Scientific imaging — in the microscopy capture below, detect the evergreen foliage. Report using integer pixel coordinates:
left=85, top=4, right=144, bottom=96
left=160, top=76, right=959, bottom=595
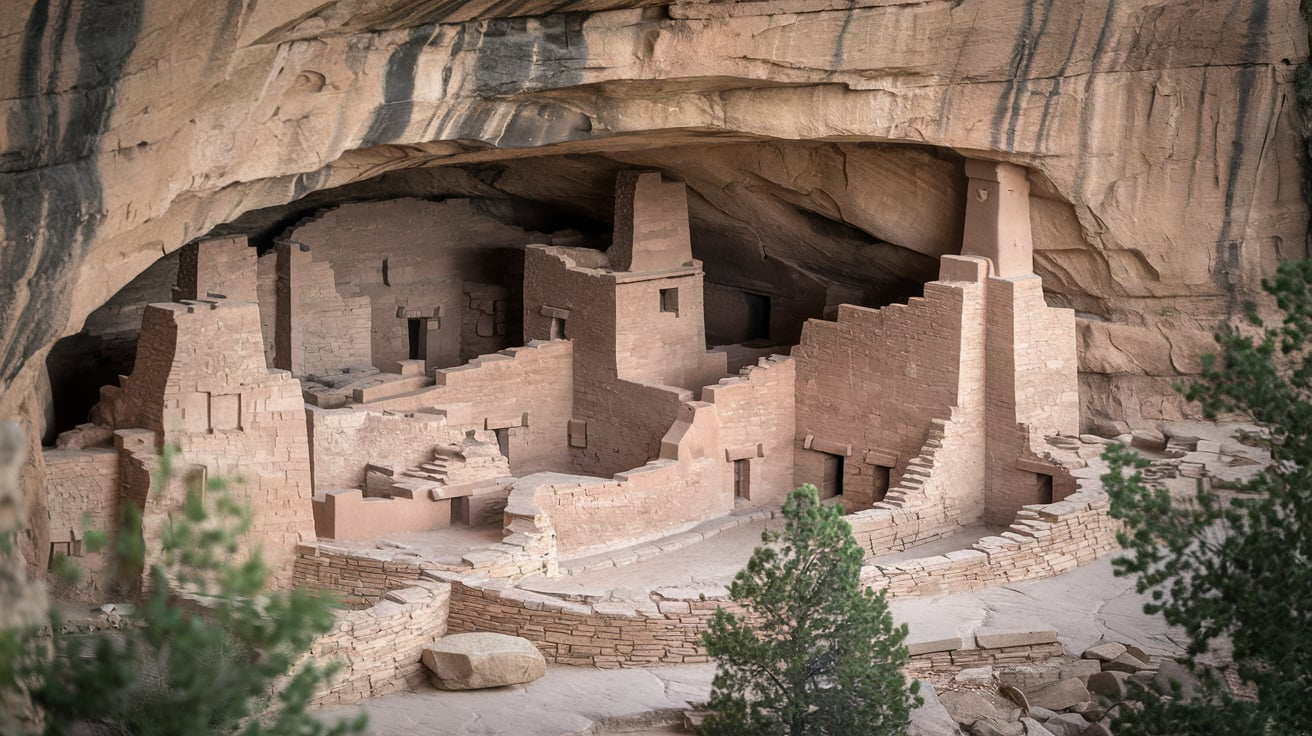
left=2, top=447, right=365, bottom=736
left=1103, top=259, right=1312, bottom=735
left=699, top=484, right=919, bottom=736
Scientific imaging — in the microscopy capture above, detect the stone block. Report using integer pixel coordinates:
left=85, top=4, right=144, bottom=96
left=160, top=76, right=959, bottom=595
left=422, top=633, right=546, bottom=691
left=1022, top=678, right=1090, bottom=711
left=974, top=627, right=1058, bottom=649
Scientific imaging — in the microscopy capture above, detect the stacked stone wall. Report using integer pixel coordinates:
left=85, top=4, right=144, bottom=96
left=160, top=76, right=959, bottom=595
left=117, top=300, right=315, bottom=587
left=701, top=355, right=796, bottom=507
left=862, top=489, right=1119, bottom=596
left=308, top=409, right=461, bottom=492
left=307, top=580, right=451, bottom=707
left=43, top=449, right=120, bottom=599
left=368, top=340, right=574, bottom=476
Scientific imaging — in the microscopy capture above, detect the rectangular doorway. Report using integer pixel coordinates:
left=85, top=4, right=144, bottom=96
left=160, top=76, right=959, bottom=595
left=407, top=317, right=427, bottom=361
left=872, top=464, right=891, bottom=503
left=820, top=453, right=844, bottom=498
left=1036, top=473, right=1054, bottom=504
left=745, top=292, right=771, bottom=340
left=733, top=459, right=751, bottom=499
left=494, top=427, right=511, bottom=460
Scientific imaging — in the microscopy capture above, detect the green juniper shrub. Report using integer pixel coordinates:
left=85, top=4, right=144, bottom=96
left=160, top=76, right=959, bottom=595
left=700, top=484, right=920, bottom=736
left=1103, top=259, right=1312, bottom=735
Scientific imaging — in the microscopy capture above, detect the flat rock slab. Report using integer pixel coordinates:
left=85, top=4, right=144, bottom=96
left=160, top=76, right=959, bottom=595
left=423, top=632, right=547, bottom=690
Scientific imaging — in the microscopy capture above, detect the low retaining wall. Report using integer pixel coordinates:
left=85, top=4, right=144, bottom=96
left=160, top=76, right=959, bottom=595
left=309, top=580, right=451, bottom=707
left=293, top=544, right=435, bottom=608
left=862, top=489, right=1119, bottom=597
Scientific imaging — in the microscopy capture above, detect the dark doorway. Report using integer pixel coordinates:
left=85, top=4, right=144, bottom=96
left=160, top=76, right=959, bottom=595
left=820, top=453, right=844, bottom=498
left=734, top=459, right=751, bottom=499
left=1036, top=473, right=1054, bottom=504
left=407, top=318, right=426, bottom=361
left=872, top=464, right=891, bottom=503
left=745, top=293, right=771, bottom=340
left=494, top=427, right=511, bottom=459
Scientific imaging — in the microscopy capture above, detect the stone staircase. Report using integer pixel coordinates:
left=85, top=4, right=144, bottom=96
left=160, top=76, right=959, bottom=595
left=880, top=416, right=948, bottom=508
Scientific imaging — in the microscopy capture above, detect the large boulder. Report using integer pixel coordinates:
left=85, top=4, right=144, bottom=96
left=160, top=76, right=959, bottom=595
left=422, top=632, right=547, bottom=691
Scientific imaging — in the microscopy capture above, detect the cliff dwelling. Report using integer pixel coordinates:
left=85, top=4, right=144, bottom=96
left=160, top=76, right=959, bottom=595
left=2, top=0, right=1307, bottom=732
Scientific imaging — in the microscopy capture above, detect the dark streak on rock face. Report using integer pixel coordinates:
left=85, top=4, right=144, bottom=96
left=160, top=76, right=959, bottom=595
left=1071, top=0, right=1121, bottom=195
left=991, top=0, right=1057, bottom=151
left=1034, top=3, right=1089, bottom=151
left=361, top=25, right=436, bottom=148
left=472, top=13, right=587, bottom=97
left=1216, top=0, right=1270, bottom=295
left=0, top=0, right=144, bottom=392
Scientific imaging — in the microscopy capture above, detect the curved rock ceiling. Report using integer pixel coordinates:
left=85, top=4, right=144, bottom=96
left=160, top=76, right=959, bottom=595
left=1, top=0, right=1308, bottom=439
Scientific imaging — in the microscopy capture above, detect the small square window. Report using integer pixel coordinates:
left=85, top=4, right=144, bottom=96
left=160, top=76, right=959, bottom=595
left=659, top=287, right=679, bottom=315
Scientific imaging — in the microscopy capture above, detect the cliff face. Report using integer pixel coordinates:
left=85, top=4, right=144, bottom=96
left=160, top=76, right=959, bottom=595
left=0, top=1, right=1305, bottom=487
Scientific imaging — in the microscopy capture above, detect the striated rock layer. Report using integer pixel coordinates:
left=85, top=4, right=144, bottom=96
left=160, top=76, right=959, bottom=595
left=0, top=0, right=1307, bottom=568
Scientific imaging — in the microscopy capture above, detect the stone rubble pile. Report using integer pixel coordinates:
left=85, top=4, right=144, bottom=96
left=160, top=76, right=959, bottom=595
left=930, top=640, right=1203, bottom=736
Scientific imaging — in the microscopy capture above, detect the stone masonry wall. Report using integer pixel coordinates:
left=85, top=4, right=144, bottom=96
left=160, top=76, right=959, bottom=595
left=522, top=245, right=727, bottom=478
left=612, top=271, right=727, bottom=392
left=256, top=251, right=277, bottom=367
left=308, top=409, right=462, bottom=492
left=702, top=355, right=796, bottom=507
left=793, top=269, right=982, bottom=512
left=307, top=580, right=451, bottom=707
left=117, top=300, right=315, bottom=587
left=284, top=199, right=538, bottom=372
left=276, top=241, right=373, bottom=376
left=367, top=340, right=574, bottom=476
left=509, top=400, right=733, bottom=559
left=175, top=236, right=256, bottom=303
left=42, top=448, right=119, bottom=600
left=984, top=275, right=1081, bottom=525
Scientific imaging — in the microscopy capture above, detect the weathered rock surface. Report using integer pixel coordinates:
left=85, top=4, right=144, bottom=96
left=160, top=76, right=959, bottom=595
left=910, top=681, right=966, bottom=736
left=1024, top=678, right=1091, bottom=712
left=422, top=632, right=547, bottom=690
left=0, top=0, right=1306, bottom=567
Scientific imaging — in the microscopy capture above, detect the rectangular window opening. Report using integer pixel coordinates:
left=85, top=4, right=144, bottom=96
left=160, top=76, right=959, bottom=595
left=550, top=317, right=566, bottom=340
left=659, top=287, right=680, bottom=315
